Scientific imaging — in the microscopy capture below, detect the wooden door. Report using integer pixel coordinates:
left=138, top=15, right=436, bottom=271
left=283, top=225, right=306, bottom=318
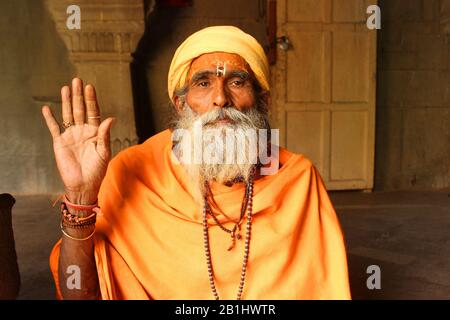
left=270, top=0, right=377, bottom=190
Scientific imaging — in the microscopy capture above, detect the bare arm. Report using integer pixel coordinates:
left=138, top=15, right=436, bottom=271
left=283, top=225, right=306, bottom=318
left=42, top=78, right=114, bottom=299
left=59, top=214, right=98, bottom=299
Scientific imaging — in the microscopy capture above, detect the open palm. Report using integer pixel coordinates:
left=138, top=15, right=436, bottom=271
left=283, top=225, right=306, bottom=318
left=42, top=78, right=114, bottom=204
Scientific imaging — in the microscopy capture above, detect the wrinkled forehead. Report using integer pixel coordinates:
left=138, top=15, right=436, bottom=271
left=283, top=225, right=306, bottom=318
left=186, top=52, right=253, bottom=81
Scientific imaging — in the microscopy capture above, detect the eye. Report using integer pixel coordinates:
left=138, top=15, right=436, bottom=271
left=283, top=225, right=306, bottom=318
left=230, top=79, right=244, bottom=87
left=197, top=81, right=209, bottom=88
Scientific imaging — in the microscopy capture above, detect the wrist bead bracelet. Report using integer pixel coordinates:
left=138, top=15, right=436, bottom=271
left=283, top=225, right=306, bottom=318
left=64, top=195, right=99, bottom=211
left=60, top=222, right=95, bottom=241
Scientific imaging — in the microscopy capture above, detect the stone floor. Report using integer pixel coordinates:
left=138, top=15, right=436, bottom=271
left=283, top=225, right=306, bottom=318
left=9, top=190, right=450, bottom=299
left=331, top=189, right=450, bottom=299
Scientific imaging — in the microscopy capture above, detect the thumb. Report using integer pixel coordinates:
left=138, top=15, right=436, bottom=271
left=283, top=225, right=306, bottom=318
left=97, top=117, right=115, bottom=151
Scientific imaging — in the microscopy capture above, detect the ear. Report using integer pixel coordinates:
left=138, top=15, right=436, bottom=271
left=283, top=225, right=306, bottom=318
left=173, top=95, right=184, bottom=113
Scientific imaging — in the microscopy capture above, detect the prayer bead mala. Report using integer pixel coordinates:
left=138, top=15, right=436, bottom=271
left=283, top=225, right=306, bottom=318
left=205, top=183, right=249, bottom=251
left=202, top=169, right=254, bottom=300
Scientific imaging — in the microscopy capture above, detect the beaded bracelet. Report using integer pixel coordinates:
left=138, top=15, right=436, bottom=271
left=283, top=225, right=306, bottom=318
left=61, top=203, right=97, bottom=222
left=62, top=218, right=96, bottom=229
left=60, top=222, right=95, bottom=241
left=60, top=201, right=98, bottom=231
left=64, top=195, right=99, bottom=211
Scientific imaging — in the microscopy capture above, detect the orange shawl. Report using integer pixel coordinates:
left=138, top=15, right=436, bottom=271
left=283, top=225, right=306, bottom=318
left=50, top=129, right=351, bottom=299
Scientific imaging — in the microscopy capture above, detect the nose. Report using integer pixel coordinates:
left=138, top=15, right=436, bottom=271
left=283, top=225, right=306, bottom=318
left=212, top=80, right=230, bottom=108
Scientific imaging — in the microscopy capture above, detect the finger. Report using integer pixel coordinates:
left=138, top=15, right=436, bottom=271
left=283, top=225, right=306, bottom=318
left=85, top=84, right=101, bottom=126
left=42, top=106, right=61, bottom=139
left=96, top=117, right=115, bottom=159
left=72, top=78, right=85, bottom=125
left=61, top=86, right=73, bottom=125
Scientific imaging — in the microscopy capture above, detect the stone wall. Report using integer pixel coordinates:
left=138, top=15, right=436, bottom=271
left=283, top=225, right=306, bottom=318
left=375, top=0, right=450, bottom=190
left=0, top=0, right=74, bottom=195
left=0, top=0, right=144, bottom=195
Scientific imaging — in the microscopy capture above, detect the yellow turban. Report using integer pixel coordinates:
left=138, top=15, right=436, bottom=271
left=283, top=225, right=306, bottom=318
left=167, top=25, right=270, bottom=102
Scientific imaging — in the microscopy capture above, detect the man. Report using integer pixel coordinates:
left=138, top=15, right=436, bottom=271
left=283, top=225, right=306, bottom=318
left=42, top=26, right=351, bottom=300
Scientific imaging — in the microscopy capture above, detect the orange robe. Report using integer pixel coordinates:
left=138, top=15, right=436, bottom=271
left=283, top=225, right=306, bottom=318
left=50, top=129, right=351, bottom=299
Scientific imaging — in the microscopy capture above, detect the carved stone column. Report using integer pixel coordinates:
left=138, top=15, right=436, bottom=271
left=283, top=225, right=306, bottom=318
left=46, top=0, right=145, bottom=154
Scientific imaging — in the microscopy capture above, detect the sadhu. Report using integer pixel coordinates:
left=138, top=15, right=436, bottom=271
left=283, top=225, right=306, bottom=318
left=42, top=26, right=351, bottom=300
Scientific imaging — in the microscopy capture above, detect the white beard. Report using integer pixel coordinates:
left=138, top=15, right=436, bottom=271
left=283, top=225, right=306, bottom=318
left=172, top=102, right=268, bottom=204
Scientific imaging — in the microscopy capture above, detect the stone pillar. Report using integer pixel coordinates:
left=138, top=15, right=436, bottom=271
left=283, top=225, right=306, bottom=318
left=45, top=0, right=145, bottom=154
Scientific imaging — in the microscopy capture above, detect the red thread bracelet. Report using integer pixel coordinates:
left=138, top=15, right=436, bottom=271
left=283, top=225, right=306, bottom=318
left=64, top=195, right=99, bottom=211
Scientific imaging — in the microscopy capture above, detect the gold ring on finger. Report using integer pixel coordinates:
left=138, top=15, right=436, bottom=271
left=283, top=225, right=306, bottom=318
left=62, top=121, right=74, bottom=129
left=87, top=116, right=101, bottom=119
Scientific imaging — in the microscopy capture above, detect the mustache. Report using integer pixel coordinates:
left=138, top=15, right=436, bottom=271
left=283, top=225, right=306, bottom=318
left=198, top=106, right=254, bottom=127
left=169, top=98, right=270, bottom=133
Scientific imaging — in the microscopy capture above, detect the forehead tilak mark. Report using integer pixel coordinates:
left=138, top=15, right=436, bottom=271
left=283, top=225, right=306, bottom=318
left=216, top=61, right=227, bottom=77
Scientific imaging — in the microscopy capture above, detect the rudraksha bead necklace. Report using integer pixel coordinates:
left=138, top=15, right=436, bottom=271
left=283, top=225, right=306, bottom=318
left=202, top=168, right=255, bottom=300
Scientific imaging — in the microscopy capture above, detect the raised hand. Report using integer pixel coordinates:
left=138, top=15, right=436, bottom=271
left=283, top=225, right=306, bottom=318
left=42, top=78, right=114, bottom=205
